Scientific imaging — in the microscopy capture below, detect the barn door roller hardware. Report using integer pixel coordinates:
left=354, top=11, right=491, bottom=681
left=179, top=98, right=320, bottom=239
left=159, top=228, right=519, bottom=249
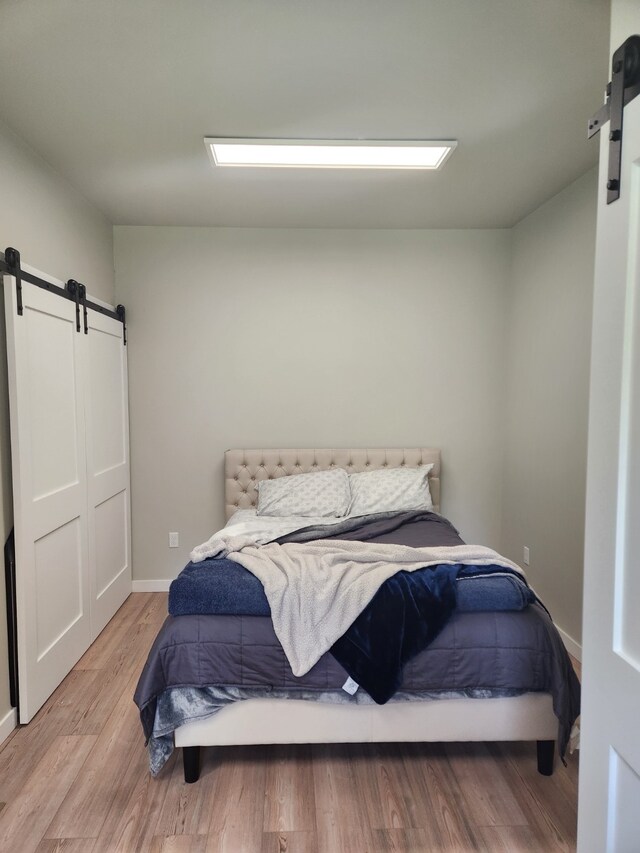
left=4, top=247, right=22, bottom=314
left=1, top=247, right=126, bottom=343
left=79, top=284, right=88, bottom=334
left=588, top=35, right=640, bottom=203
left=65, top=280, right=88, bottom=333
left=116, top=304, right=127, bottom=345
left=66, top=279, right=82, bottom=332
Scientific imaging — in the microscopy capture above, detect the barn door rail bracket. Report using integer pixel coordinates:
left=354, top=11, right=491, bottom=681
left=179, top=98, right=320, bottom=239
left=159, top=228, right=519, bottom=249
left=79, top=284, right=88, bottom=334
left=2, top=246, right=74, bottom=313
left=588, top=35, right=640, bottom=203
left=1, top=246, right=126, bottom=342
left=116, top=304, right=127, bottom=345
left=66, top=279, right=82, bottom=332
left=4, top=247, right=22, bottom=315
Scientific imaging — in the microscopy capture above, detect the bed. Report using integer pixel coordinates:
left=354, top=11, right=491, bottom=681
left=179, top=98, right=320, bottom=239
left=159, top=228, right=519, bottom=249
left=135, top=447, right=579, bottom=784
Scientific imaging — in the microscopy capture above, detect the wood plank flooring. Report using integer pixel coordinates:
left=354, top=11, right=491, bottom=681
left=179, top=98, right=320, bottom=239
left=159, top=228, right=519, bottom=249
left=0, top=593, right=580, bottom=852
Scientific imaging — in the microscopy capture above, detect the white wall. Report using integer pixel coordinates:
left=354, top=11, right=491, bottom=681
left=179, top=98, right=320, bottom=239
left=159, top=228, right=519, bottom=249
left=501, top=168, right=597, bottom=649
left=0, top=118, right=115, bottom=739
left=0, top=121, right=114, bottom=301
left=115, top=226, right=511, bottom=581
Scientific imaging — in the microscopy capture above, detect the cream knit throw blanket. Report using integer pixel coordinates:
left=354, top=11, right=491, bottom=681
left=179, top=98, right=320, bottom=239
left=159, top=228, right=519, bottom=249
left=228, top=539, right=524, bottom=677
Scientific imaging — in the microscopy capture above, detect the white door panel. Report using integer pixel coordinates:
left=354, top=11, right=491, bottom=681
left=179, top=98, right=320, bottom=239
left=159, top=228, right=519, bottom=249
left=94, top=489, right=128, bottom=598
left=4, top=278, right=91, bottom=722
left=31, top=484, right=84, bottom=539
left=84, top=308, right=131, bottom=638
left=87, top=324, right=127, bottom=473
left=25, top=306, right=80, bottom=499
left=616, top=160, right=640, bottom=669
left=578, top=13, right=640, bottom=851
left=34, top=517, right=84, bottom=658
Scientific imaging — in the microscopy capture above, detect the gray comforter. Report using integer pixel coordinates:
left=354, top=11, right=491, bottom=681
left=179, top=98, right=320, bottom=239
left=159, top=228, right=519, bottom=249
left=135, top=603, right=579, bottom=764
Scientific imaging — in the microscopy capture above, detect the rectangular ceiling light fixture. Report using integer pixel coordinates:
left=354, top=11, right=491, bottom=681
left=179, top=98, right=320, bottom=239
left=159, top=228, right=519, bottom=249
left=205, top=138, right=457, bottom=170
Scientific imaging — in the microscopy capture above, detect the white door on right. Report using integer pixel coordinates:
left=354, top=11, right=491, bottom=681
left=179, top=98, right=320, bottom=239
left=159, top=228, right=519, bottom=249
left=578, top=6, right=640, bottom=852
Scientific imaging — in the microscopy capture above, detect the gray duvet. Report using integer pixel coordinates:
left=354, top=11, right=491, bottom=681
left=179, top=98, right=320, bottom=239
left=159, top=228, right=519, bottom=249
left=135, top=603, right=579, bottom=769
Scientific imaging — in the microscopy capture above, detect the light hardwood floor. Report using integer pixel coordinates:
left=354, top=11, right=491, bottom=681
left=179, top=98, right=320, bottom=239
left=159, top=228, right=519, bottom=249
left=0, top=593, right=580, bottom=852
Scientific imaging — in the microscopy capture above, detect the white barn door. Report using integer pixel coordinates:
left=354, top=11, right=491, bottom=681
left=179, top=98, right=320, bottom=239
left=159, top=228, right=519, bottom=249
left=4, top=265, right=131, bottom=722
left=4, top=276, right=91, bottom=723
left=578, top=13, right=640, bottom=853
left=85, top=308, right=131, bottom=637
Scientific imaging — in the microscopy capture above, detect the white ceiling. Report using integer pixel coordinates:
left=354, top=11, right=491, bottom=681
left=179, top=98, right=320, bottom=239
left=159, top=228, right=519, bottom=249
left=0, top=0, right=610, bottom=228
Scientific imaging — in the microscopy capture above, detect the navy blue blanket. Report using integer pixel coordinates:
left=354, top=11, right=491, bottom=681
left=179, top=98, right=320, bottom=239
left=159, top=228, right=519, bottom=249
left=331, top=563, right=462, bottom=703
left=171, top=511, right=533, bottom=618
left=168, top=558, right=533, bottom=617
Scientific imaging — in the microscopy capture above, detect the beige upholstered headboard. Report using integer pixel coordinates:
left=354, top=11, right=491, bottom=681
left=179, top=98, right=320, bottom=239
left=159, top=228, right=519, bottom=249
left=224, top=448, right=441, bottom=521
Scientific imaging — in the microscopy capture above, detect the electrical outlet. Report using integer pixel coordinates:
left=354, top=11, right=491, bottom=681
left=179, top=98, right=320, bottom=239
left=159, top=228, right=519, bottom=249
left=523, top=546, right=530, bottom=566
left=169, top=532, right=179, bottom=548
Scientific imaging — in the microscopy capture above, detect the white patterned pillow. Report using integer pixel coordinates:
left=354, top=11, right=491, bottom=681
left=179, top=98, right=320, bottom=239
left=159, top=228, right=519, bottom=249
left=256, top=468, right=351, bottom=517
left=348, top=465, right=434, bottom=516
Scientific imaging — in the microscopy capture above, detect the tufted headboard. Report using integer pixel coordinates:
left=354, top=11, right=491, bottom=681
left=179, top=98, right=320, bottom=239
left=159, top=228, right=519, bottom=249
left=224, top=448, right=441, bottom=521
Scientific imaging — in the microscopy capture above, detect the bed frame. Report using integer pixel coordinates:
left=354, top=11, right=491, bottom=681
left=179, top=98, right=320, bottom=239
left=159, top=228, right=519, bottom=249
left=175, top=448, right=558, bottom=782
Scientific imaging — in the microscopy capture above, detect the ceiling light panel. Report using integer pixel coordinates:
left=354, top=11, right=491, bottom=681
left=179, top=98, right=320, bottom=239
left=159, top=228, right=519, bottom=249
left=205, top=139, right=457, bottom=169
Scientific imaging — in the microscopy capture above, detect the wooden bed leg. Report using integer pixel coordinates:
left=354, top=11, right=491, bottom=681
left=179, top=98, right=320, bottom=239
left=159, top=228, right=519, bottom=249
left=537, top=740, right=555, bottom=776
left=183, top=746, right=201, bottom=783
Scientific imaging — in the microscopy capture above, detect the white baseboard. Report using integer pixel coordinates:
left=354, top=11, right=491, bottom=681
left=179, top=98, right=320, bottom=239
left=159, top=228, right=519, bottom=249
left=0, top=707, right=17, bottom=746
left=132, top=579, right=171, bottom=592
left=557, top=625, right=582, bottom=662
